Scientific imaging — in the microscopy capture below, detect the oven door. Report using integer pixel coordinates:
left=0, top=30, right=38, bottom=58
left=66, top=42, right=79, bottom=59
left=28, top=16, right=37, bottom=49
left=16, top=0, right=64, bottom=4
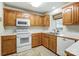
left=17, top=34, right=31, bottom=47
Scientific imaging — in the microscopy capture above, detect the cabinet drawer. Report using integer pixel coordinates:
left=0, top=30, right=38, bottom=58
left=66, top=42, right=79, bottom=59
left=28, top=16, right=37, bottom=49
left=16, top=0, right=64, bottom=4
left=2, top=35, right=16, bottom=40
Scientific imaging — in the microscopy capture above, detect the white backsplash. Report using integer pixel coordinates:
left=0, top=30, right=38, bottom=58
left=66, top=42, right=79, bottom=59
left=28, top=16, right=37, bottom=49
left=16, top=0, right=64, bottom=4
left=63, top=25, right=79, bottom=35
left=4, top=26, right=16, bottom=33
left=29, top=27, right=50, bottom=33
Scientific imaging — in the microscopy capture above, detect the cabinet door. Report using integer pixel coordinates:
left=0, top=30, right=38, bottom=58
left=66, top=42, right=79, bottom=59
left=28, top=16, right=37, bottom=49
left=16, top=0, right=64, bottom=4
left=37, top=33, right=42, bottom=45
left=32, top=35, right=38, bottom=47
left=36, top=16, right=42, bottom=26
left=57, top=37, right=75, bottom=56
left=35, top=15, right=39, bottom=26
left=32, top=33, right=41, bottom=47
left=4, top=9, right=16, bottom=26
left=49, top=35, right=57, bottom=53
left=16, top=11, right=22, bottom=18
left=30, top=15, right=43, bottom=26
left=2, top=35, right=16, bottom=56
left=42, top=34, right=49, bottom=48
left=43, top=15, right=50, bottom=26
left=30, top=15, right=36, bottom=26
left=42, top=38, right=49, bottom=48
left=63, top=5, right=73, bottom=25
left=40, top=16, right=43, bottom=26
left=73, top=3, right=79, bottom=24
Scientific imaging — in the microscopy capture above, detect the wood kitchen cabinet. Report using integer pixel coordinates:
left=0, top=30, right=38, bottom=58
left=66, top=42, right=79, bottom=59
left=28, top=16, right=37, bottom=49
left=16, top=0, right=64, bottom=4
left=73, top=3, right=79, bottom=24
left=16, top=11, right=30, bottom=18
left=4, top=8, right=50, bottom=27
left=63, top=2, right=79, bottom=25
left=4, top=8, right=30, bottom=26
left=42, top=33, right=49, bottom=48
left=30, top=14, right=43, bottom=26
left=43, top=15, right=50, bottom=26
left=30, top=15, right=36, bottom=26
left=16, top=11, right=22, bottom=18
left=42, top=33, right=57, bottom=52
left=1, top=35, right=16, bottom=56
left=32, top=33, right=41, bottom=47
left=48, top=35, right=57, bottom=53
left=35, top=15, right=42, bottom=26
left=32, top=33, right=57, bottom=53
left=4, top=9, right=16, bottom=26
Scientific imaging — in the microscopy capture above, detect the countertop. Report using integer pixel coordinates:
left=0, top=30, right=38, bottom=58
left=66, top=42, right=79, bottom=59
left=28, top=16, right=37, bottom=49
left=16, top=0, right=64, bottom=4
left=31, top=32, right=79, bottom=40
left=65, top=41, right=79, bottom=56
left=0, top=31, right=79, bottom=41
left=57, top=33, right=79, bottom=40
left=0, top=32, right=16, bottom=36
left=46, top=32, right=79, bottom=41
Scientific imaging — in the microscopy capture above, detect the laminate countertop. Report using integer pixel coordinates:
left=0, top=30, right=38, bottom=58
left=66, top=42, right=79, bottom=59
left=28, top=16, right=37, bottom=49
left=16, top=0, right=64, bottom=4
left=0, top=32, right=16, bottom=36
left=47, top=32, right=79, bottom=41
left=31, top=32, right=79, bottom=41
left=65, top=41, right=79, bottom=56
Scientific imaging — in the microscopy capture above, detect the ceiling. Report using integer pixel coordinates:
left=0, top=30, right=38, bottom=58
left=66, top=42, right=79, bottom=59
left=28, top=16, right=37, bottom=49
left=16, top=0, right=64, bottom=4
left=4, top=2, right=69, bottom=14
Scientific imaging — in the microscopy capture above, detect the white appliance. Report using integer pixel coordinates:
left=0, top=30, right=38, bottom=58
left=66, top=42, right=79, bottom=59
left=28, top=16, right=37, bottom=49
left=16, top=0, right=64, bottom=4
left=16, top=18, right=30, bottom=26
left=57, top=37, right=75, bottom=56
left=16, top=18, right=31, bottom=53
left=17, top=33, right=31, bottom=53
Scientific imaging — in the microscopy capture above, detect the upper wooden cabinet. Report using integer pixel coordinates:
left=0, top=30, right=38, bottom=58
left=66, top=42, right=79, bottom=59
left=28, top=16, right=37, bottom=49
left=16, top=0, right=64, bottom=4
left=16, top=11, right=30, bottom=18
left=63, top=5, right=73, bottom=25
left=4, top=9, right=16, bottom=26
left=4, top=8, right=50, bottom=27
left=4, top=8, right=30, bottom=26
left=63, top=2, right=79, bottom=25
left=30, top=15, right=36, bottom=26
left=30, top=14, right=43, bottom=26
left=43, top=15, right=50, bottom=26
left=16, top=11, right=22, bottom=18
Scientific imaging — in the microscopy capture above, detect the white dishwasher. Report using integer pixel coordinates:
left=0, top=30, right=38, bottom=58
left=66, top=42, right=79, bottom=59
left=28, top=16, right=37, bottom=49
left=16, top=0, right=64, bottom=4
left=57, top=37, right=75, bottom=56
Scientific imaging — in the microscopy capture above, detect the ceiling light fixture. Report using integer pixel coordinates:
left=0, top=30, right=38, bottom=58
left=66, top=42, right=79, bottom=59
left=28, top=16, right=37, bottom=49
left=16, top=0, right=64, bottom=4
left=30, top=2, right=43, bottom=7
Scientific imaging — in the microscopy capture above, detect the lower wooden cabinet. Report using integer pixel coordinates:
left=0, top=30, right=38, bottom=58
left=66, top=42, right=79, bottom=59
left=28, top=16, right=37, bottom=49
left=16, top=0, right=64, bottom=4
left=42, top=37, right=49, bottom=48
left=32, top=33, right=57, bottom=53
left=1, top=35, right=16, bottom=56
left=42, top=33, right=57, bottom=52
left=42, top=33, right=49, bottom=48
left=32, top=33, right=41, bottom=47
left=48, top=35, right=57, bottom=53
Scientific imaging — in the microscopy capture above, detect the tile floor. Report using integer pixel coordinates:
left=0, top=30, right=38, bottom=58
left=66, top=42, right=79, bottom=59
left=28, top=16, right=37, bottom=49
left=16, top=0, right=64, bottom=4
left=9, top=46, right=57, bottom=56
